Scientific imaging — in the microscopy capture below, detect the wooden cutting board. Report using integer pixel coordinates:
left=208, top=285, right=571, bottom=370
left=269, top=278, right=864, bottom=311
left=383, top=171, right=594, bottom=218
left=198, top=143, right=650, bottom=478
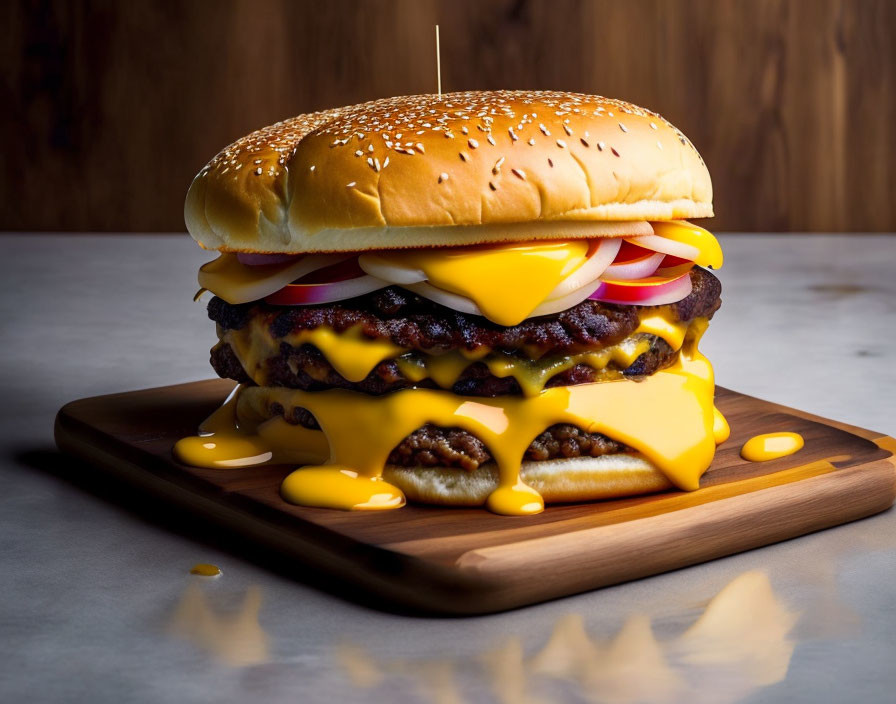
left=55, top=380, right=895, bottom=614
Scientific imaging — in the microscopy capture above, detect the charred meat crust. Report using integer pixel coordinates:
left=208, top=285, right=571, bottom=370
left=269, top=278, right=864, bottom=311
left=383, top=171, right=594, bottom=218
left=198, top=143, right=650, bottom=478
left=208, top=267, right=721, bottom=355
left=211, top=336, right=677, bottom=396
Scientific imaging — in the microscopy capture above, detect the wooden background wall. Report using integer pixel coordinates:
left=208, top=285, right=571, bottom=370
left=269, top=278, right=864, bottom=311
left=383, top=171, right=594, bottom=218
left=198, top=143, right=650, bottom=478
left=2, top=0, right=895, bottom=233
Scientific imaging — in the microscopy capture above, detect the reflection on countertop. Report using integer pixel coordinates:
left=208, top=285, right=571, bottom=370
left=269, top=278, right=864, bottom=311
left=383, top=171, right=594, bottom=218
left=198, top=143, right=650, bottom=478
left=337, top=571, right=796, bottom=704
left=167, top=580, right=268, bottom=666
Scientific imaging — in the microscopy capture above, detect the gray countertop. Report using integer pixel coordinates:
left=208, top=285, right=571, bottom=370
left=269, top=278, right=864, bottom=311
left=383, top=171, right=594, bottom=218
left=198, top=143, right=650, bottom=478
left=1, top=233, right=894, bottom=703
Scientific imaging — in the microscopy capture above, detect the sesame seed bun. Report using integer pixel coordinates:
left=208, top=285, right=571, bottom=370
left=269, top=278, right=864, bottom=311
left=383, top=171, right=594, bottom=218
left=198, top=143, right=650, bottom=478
left=382, top=454, right=673, bottom=506
left=185, top=90, right=712, bottom=253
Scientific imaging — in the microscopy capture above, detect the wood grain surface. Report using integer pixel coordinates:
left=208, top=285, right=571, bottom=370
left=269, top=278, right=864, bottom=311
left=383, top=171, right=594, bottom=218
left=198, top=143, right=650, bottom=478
left=3, top=0, right=895, bottom=233
left=54, top=380, right=896, bottom=614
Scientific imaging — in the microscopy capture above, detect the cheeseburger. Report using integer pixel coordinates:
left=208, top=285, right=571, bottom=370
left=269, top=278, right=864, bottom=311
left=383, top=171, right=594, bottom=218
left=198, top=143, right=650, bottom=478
left=175, top=91, right=727, bottom=516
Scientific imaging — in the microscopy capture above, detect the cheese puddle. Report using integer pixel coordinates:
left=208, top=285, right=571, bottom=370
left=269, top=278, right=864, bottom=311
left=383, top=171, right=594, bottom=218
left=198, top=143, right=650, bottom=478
left=741, top=433, right=804, bottom=462
left=175, top=324, right=720, bottom=516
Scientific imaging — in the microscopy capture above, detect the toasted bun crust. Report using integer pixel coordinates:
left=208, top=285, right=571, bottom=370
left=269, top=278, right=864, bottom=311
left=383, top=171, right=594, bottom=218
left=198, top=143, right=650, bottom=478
left=186, top=91, right=712, bottom=253
left=383, top=454, right=673, bottom=506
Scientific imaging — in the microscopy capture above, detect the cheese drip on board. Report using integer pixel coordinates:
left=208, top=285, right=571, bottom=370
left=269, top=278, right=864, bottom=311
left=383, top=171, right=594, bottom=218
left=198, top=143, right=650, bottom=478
left=175, top=323, right=720, bottom=516
left=741, top=433, right=804, bottom=462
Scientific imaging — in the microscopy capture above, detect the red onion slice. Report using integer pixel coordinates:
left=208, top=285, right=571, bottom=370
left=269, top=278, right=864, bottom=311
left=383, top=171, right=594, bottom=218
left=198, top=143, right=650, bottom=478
left=265, top=275, right=388, bottom=305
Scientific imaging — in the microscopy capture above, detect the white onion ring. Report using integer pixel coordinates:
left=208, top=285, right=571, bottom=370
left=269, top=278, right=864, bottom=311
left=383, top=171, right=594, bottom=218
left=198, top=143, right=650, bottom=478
left=603, top=251, right=664, bottom=280
left=529, top=279, right=606, bottom=318
left=404, top=282, right=484, bottom=316
left=357, top=253, right=427, bottom=284
left=625, top=235, right=699, bottom=262
left=545, top=238, right=621, bottom=300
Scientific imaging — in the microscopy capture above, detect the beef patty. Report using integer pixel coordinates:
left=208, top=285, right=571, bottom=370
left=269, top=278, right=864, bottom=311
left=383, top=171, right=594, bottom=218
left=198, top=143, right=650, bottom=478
left=208, top=267, right=721, bottom=355
left=208, top=267, right=721, bottom=394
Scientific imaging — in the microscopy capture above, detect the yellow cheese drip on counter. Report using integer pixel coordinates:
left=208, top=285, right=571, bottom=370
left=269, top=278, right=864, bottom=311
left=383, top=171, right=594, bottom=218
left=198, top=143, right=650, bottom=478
left=175, top=326, right=717, bottom=516
left=740, top=433, right=804, bottom=462
left=362, top=240, right=590, bottom=326
left=190, top=563, right=222, bottom=577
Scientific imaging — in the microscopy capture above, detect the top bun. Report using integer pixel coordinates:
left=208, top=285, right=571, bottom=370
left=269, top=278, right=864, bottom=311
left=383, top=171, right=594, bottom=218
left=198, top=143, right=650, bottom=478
left=185, top=91, right=712, bottom=253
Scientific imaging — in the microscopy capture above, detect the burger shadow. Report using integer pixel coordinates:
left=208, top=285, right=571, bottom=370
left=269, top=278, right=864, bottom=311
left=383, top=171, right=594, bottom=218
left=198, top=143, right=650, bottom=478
left=13, top=447, right=446, bottom=618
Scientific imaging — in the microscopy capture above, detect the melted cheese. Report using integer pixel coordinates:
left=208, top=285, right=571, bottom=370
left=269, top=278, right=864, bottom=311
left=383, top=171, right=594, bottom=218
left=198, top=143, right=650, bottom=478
left=199, top=253, right=347, bottom=304
left=223, top=322, right=406, bottom=385
left=741, top=433, right=804, bottom=462
left=713, top=407, right=731, bottom=444
left=174, top=324, right=717, bottom=516
left=635, top=310, right=690, bottom=351
left=362, top=240, right=591, bottom=326
left=395, top=337, right=651, bottom=397
left=649, top=221, right=723, bottom=269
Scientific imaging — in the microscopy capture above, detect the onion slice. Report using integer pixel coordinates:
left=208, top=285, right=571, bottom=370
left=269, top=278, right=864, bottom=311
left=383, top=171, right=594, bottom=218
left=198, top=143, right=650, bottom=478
left=624, top=234, right=700, bottom=262
left=545, top=238, right=621, bottom=300
left=198, top=253, right=350, bottom=304
left=603, top=250, right=665, bottom=280
left=589, top=271, right=693, bottom=306
left=266, top=274, right=388, bottom=305
left=404, top=282, right=484, bottom=316
left=358, top=253, right=427, bottom=284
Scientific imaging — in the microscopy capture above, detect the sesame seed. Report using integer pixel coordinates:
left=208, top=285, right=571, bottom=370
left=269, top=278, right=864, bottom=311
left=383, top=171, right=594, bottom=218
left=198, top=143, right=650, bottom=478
left=368, top=144, right=374, bottom=152
left=383, top=156, right=390, bottom=168
left=346, top=181, right=356, bottom=188
left=461, top=126, right=469, bottom=135
left=438, top=172, right=449, bottom=183
left=492, top=156, right=505, bottom=174
left=254, top=159, right=263, bottom=164
left=489, top=181, right=497, bottom=191
left=611, top=147, right=620, bottom=157
left=309, top=165, right=316, bottom=172
left=509, top=127, right=518, bottom=141
left=415, top=142, right=425, bottom=153
left=580, top=137, right=589, bottom=147
left=528, top=138, right=536, bottom=146
left=650, top=122, right=658, bottom=130
left=355, top=150, right=363, bottom=157
left=597, top=141, right=605, bottom=151
left=656, top=141, right=663, bottom=150
left=619, top=123, right=628, bottom=133
left=539, top=124, right=550, bottom=135
left=254, top=167, right=262, bottom=175
left=487, top=135, right=496, bottom=146
left=511, top=168, right=526, bottom=180
left=468, top=138, right=479, bottom=149
left=459, top=152, right=469, bottom=162
left=548, top=158, right=554, bottom=167
left=563, top=124, right=573, bottom=136
left=556, top=139, right=567, bottom=148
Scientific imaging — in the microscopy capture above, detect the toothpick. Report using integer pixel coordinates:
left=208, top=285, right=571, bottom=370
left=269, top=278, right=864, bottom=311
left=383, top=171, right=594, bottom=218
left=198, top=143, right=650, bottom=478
left=435, top=25, right=442, bottom=98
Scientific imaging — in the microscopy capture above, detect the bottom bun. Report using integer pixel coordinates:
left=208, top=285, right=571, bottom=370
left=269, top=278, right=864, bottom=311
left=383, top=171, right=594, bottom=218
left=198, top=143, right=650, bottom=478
left=382, top=454, right=673, bottom=507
